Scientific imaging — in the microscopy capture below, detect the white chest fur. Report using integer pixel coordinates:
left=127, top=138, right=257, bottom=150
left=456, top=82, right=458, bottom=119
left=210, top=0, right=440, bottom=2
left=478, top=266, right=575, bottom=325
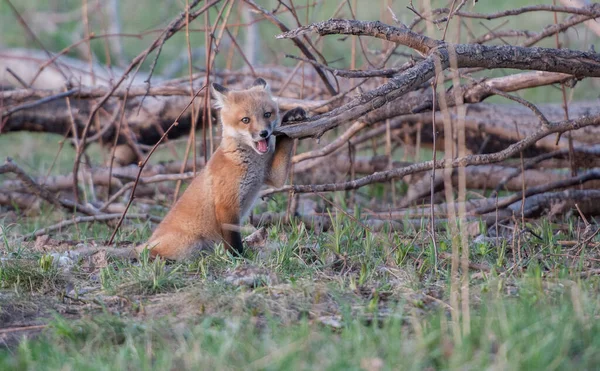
left=237, top=137, right=275, bottom=219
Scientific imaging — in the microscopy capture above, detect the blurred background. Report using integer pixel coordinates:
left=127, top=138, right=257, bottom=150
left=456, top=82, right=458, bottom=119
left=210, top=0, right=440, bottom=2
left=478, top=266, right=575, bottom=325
left=1, top=0, right=598, bottom=173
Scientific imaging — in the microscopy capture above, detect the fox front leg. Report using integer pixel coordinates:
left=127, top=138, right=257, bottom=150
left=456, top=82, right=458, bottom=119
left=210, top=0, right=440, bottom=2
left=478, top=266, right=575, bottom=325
left=266, top=107, right=307, bottom=187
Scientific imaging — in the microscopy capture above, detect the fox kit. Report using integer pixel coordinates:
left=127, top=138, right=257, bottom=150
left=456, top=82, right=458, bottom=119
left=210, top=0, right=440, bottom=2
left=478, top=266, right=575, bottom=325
left=135, top=78, right=306, bottom=260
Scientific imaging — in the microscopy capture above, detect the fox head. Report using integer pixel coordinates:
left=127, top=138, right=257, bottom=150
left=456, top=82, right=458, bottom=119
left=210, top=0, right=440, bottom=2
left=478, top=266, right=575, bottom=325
left=211, top=78, right=280, bottom=155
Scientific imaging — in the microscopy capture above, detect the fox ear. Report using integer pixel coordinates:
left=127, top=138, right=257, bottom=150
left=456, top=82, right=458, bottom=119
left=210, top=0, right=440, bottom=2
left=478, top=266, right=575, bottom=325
left=251, top=78, right=271, bottom=93
left=211, top=83, right=229, bottom=109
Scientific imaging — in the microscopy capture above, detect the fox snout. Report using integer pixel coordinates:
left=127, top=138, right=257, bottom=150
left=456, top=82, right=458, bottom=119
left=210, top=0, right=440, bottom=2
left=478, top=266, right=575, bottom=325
left=253, top=126, right=273, bottom=140
left=250, top=123, right=275, bottom=154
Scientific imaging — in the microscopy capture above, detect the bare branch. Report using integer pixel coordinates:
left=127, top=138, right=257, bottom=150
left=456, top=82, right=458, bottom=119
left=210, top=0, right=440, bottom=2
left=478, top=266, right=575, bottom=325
left=0, top=158, right=99, bottom=216
left=264, top=113, right=600, bottom=195
left=452, top=3, right=600, bottom=20
left=278, top=19, right=441, bottom=55
left=276, top=19, right=600, bottom=139
left=560, top=0, right=600, bottom=37
left=243, top=0, right=337, bottom=95
left=25, top=213, right=160, bottom=239
left=476, top=170, right=600, bottom=215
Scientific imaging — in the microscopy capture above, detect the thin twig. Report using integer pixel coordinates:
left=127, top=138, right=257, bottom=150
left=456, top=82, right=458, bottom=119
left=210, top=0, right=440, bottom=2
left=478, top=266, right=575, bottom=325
left=72, top=0, right=221, bottom=204
left=25, top=213, right=159, bottom=239
left=5, top=0, right=70, bottom=83
left=476, top=170, right=600, bottom=215
left=285, top=54, right=415, bottom=78
left=5, top=68, right=29, bottom=88
left=243, top=0, right=337, bottom=95
left=0, top=158, right=99, bottom=216
left=107, top=86, right=207, bottom=244
left=263, top=113, right=600, bottom=195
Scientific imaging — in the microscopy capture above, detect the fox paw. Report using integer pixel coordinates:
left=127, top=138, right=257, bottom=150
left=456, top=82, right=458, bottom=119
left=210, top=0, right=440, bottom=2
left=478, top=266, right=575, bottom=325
left=281, top=107, right=307, bottom=125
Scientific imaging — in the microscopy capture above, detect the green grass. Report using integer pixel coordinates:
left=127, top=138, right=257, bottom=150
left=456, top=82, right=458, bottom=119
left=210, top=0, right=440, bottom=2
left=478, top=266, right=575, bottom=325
left=99, top=248, right=185, bottom=295
left=2, top=281, right=600, bottom=370
left=0, top=256, right=65, bottom=293
left=1, top=206, right=600, bottom=369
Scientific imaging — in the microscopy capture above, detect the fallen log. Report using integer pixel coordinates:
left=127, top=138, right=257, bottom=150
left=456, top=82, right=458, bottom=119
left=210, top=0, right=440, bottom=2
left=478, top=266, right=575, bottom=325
left=4, top=96, right=598, bottom=165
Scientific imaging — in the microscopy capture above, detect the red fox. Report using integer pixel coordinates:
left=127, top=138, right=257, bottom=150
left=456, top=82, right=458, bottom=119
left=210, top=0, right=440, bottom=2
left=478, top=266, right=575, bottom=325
left=134, top=78, right=306, bottom=260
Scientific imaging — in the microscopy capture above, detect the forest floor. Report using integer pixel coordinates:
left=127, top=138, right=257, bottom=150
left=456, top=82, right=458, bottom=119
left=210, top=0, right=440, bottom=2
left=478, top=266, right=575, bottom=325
left=1, top=189, right=600, bottom=369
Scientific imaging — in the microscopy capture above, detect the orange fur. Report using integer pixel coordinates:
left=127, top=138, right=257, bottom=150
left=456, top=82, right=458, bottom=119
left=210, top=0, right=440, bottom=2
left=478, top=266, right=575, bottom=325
left=135, top=78, right=303, bottom=260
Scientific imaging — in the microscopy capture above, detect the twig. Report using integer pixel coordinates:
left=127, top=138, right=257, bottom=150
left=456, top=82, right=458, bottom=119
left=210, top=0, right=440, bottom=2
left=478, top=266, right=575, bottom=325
left=27, top=32, right=141, bottom=87
left=285, top=54, right=415, bottom=78
left=439, top=252, right=491, bottom=272
left=476, top=170, right=600, bottom=215
left=275, top=19, right=600, bottom=139
left=560, top=0, right=600, bottom=37
left=263, top=113, right=600, bottom=195
left=107, top=86, right=207, bottom=244
left=5, top=68, right=29, bottom=88
left=25, top=213, right=159, bottom=239
left=243, top=0, right=337, bottom=95
left=0, top=324, right=48, bottom=334
left=3, top=89, right=79, bottom=116
left=494, top=146, right=600, bottom=193
left=429, top=71, right=440, bottom=274
left=463, top=78, right=550, bottom=127
left=472, top=29, right=535, bottom=44
left=292, top=121, right=368, bottom=163
left=225, top=27, right=257, bottom=76
left=5, top=0, right=70, bottom=83
left=551, top=1, right=577, bottom=178
left=0, top=157, right=99, bottom=216
left=106, top=95, right=128, bottom=197
left=424, top=3, right=600, bottom=22
left=522, top=8, right=600, bottom=47
left=101, top=172, right=195, bottom=212
left=71, top=0, right=221, bottom=204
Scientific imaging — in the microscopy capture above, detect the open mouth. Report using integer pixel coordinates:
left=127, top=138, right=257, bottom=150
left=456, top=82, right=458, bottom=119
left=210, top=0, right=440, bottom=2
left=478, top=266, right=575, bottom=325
left=254, top=138, right=269, bottom=154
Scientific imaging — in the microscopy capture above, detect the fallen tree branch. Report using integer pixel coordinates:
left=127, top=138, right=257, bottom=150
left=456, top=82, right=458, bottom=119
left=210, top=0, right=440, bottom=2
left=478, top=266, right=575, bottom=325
left=0, top=157, right=99, bottom=216
left=0, top=80, right=326, bottom=110
left=262, top=113, right=600, bottom=195
left=1, top=68, right=588, bottom=161
left=476, top=170, right=600, bottom=215
left=494, top=146, right=600, bottom=192
left=276, top=19, right=600, bottom=139
left=508, top=190, right=600, bottom=218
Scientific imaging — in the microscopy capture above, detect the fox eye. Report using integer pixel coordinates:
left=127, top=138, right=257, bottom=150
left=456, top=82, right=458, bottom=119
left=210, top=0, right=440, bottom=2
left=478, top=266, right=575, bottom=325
left=264, top=112, right=272, bottom=118
left=241, top=117, right=250, bottom=124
